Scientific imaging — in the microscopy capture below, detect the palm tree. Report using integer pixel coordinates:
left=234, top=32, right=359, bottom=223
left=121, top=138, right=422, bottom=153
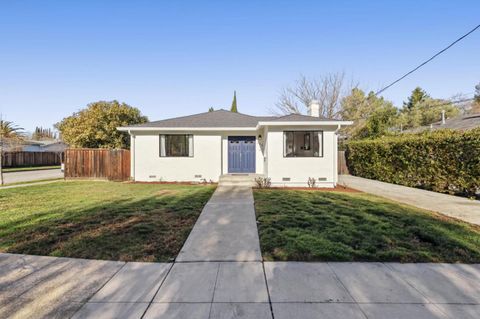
left=0, top=120, right=24, bottom=138
left=0, top=119, right=25, bottom=185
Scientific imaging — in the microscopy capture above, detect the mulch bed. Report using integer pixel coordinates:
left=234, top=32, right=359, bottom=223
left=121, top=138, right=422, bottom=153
left=129, top=181, right=218, bottom=185
left=255, top=186, right=362, bottom=193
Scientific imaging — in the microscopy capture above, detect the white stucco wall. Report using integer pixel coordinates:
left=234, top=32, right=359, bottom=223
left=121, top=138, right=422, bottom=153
left=129, top=125, right=339, bottom=187
left=265, top=126, right=338, bottom=187
left=133, top=132, right=222, bottom=182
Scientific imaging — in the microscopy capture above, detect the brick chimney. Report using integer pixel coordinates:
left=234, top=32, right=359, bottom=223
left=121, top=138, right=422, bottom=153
left=308, top=100, right=320, bottom=117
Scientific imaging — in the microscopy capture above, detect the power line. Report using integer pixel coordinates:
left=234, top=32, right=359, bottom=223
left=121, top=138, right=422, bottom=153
left=428, top=97, right=474, bottom=108
left=375, top=24, right=480, bottom=96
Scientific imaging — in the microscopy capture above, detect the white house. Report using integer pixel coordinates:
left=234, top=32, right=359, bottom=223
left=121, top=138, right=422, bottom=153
left=118, top=102, right=352, bottom=187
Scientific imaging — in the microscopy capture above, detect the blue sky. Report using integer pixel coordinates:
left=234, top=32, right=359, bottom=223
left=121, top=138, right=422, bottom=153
left=1, top=0, right=479, bottom=132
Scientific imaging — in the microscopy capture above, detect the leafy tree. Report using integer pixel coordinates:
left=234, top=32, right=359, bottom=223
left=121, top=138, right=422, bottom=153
left=400, top=97, right=459, bottom=129
left=357, top=103, right=399, bottom=139
left=404, top=87, right=429, bottom=110
left=55, top=100, right=148, bottom=149
left=399, top=87, right=460, bottom=129
left=208, top=107, right=214, bottom=112
left=340, top=88, right=398, bottom=138
left=230, top=91, right=238, bottom=112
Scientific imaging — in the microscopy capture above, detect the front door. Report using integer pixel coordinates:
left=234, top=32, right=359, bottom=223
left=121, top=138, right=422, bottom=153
left=228, top=136, right=256, bottom=173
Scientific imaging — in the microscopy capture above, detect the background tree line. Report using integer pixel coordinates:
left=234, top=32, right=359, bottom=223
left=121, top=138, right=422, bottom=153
left=275, top=73, right=479, bottom=139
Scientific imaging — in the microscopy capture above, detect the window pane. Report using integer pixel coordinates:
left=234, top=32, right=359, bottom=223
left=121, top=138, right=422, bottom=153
left=313, top=132, right=320, bottom=156
left=162, top=135, right=191, bottom=157
left=284, top=131, right=322, bottom=157
left=284, top=132, right=294, bottom=157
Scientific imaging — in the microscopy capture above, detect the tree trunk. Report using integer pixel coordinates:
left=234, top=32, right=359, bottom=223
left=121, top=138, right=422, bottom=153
left=0, top=147, right=3, bottom=186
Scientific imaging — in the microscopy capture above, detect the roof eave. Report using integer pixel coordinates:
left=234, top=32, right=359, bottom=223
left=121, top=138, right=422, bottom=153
left=117, top=126, right=257, bottom=132
left=256, top=120, right=353, bottom=129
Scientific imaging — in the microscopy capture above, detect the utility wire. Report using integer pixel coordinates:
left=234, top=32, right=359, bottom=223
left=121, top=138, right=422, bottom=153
left=426, top=97, right=474, bottom=108
left=375, top=24, right=480, bottom=96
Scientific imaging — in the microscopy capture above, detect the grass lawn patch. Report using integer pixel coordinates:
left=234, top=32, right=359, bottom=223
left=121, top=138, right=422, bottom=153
left=0, top=181, right=215, bottom=262
left=254, top=189, right=480, bottom=263
left=3, top=165, right=61, bottom=173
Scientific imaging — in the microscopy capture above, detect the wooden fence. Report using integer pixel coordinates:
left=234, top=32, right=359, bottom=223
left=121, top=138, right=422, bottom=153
left=338, top=150, right=349, bottom=174
left=1, top=151, right=63, bottom=168
left=64, top=148, right=131, bottom=181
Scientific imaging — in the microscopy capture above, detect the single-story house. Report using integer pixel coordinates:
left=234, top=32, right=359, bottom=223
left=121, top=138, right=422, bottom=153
left=1, top=139, right=68, bottom=153
left=403, top=113, right=480, bottom=133
left=118, top=102, right=352, bottom=187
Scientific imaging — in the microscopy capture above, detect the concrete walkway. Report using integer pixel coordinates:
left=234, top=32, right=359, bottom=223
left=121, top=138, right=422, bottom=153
left=176, top=185, right=262, bottom=262
left=340, top=175, right=480, bottom=226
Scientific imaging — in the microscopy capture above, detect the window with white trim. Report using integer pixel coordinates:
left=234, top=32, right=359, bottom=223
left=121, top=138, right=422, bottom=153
left=283, top=131, right=323, bottom=157
left=159, top=134, right=193, bottom=157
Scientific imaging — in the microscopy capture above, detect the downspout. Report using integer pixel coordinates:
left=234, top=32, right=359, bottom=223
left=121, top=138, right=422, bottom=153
left=129, top=130, right=135, bottom=181
left=333, top=124, right=341, bottom=186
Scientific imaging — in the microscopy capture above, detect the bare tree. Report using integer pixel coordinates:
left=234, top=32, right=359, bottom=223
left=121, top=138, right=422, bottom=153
left=274, top=72, right=351, bottom=118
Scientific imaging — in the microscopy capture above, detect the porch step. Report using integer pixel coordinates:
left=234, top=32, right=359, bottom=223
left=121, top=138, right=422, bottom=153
left=218, top=174, right=264, bottom=187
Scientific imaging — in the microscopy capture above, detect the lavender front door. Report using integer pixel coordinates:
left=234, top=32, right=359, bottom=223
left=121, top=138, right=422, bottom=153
left=228, top=136, right=256, bottom=173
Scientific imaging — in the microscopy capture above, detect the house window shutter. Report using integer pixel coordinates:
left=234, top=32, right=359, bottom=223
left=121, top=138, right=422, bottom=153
left=188, top=135, right=194, bottom=157
left=317, top=131, right=323, bottom=157
left=160, top=135, right=166, bottom=157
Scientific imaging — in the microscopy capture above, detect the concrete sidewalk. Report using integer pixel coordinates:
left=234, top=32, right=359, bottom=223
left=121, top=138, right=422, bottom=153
left=3, top=252, right=479, bottom=318
left=176, top=185, right=262, bottom=262
left=340, top=175, right=480, bottom=226
left=0, top=253, right=124, bottom=319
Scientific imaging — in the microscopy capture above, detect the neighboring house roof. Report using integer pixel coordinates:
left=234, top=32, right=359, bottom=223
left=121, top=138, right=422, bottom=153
left=120, top=109, right=350, bottom=130
left=403, top=113, right=480, bottom=133
left=0, top=139, right=68, bottom=152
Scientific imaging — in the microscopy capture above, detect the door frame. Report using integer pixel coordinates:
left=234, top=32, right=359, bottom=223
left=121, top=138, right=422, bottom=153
left=227, top=136, right=256, bottom=173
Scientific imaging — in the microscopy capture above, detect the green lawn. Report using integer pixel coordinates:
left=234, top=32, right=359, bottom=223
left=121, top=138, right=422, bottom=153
left=3, top=165, right=61, bottom=173
left=0, top=181, right=215, bottom=262
left=254, top=189, right=480, bottom=263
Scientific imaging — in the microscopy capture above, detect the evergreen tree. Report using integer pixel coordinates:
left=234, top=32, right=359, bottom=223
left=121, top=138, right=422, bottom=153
left=230, top=91, right=238, bottom=112
left=31, top=126, right=57, bottom=140
left=404, top=87, right=429, bottom=110
left=475, top=83, right=480, bottom=103
left=208, top=107, right=214, bottom=112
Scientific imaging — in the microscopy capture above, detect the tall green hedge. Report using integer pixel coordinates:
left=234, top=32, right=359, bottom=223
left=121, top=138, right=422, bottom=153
left=345, top=129, right=480, bottom=197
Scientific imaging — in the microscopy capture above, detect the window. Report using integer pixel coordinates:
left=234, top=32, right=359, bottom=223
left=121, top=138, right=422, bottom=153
left=284, top=131, right=323, bottom=157
left=159, top=134, right=193, bottom=157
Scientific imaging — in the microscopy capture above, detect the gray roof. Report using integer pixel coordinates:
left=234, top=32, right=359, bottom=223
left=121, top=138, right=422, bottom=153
left=404, top=113, right=480, bottom=133
left=131, top=109, right=341, bottom=128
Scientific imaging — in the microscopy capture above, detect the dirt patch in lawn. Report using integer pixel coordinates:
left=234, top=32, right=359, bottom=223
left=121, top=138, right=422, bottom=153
left=254, top=189, right=480, bottom=263
left=265, top=186, right=361, bottom=193
left=0, top=181, right=216, bottom=262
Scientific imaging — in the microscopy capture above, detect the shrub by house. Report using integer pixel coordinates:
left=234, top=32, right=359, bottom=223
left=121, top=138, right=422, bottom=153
left=345, top=129, right=480, bottom=197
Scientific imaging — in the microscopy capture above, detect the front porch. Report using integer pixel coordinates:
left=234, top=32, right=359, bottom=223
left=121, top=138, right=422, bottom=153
left=218, top=173, right=265, bottom=186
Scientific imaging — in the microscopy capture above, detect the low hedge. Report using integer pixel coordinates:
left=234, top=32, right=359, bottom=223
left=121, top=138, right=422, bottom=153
left=345, top=129, right=480, bottom=197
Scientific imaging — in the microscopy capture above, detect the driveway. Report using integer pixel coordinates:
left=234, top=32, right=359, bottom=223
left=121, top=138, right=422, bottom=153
left=340, top=175, right=480, bottom=226
left=3, top=169, right=63, bottom=184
